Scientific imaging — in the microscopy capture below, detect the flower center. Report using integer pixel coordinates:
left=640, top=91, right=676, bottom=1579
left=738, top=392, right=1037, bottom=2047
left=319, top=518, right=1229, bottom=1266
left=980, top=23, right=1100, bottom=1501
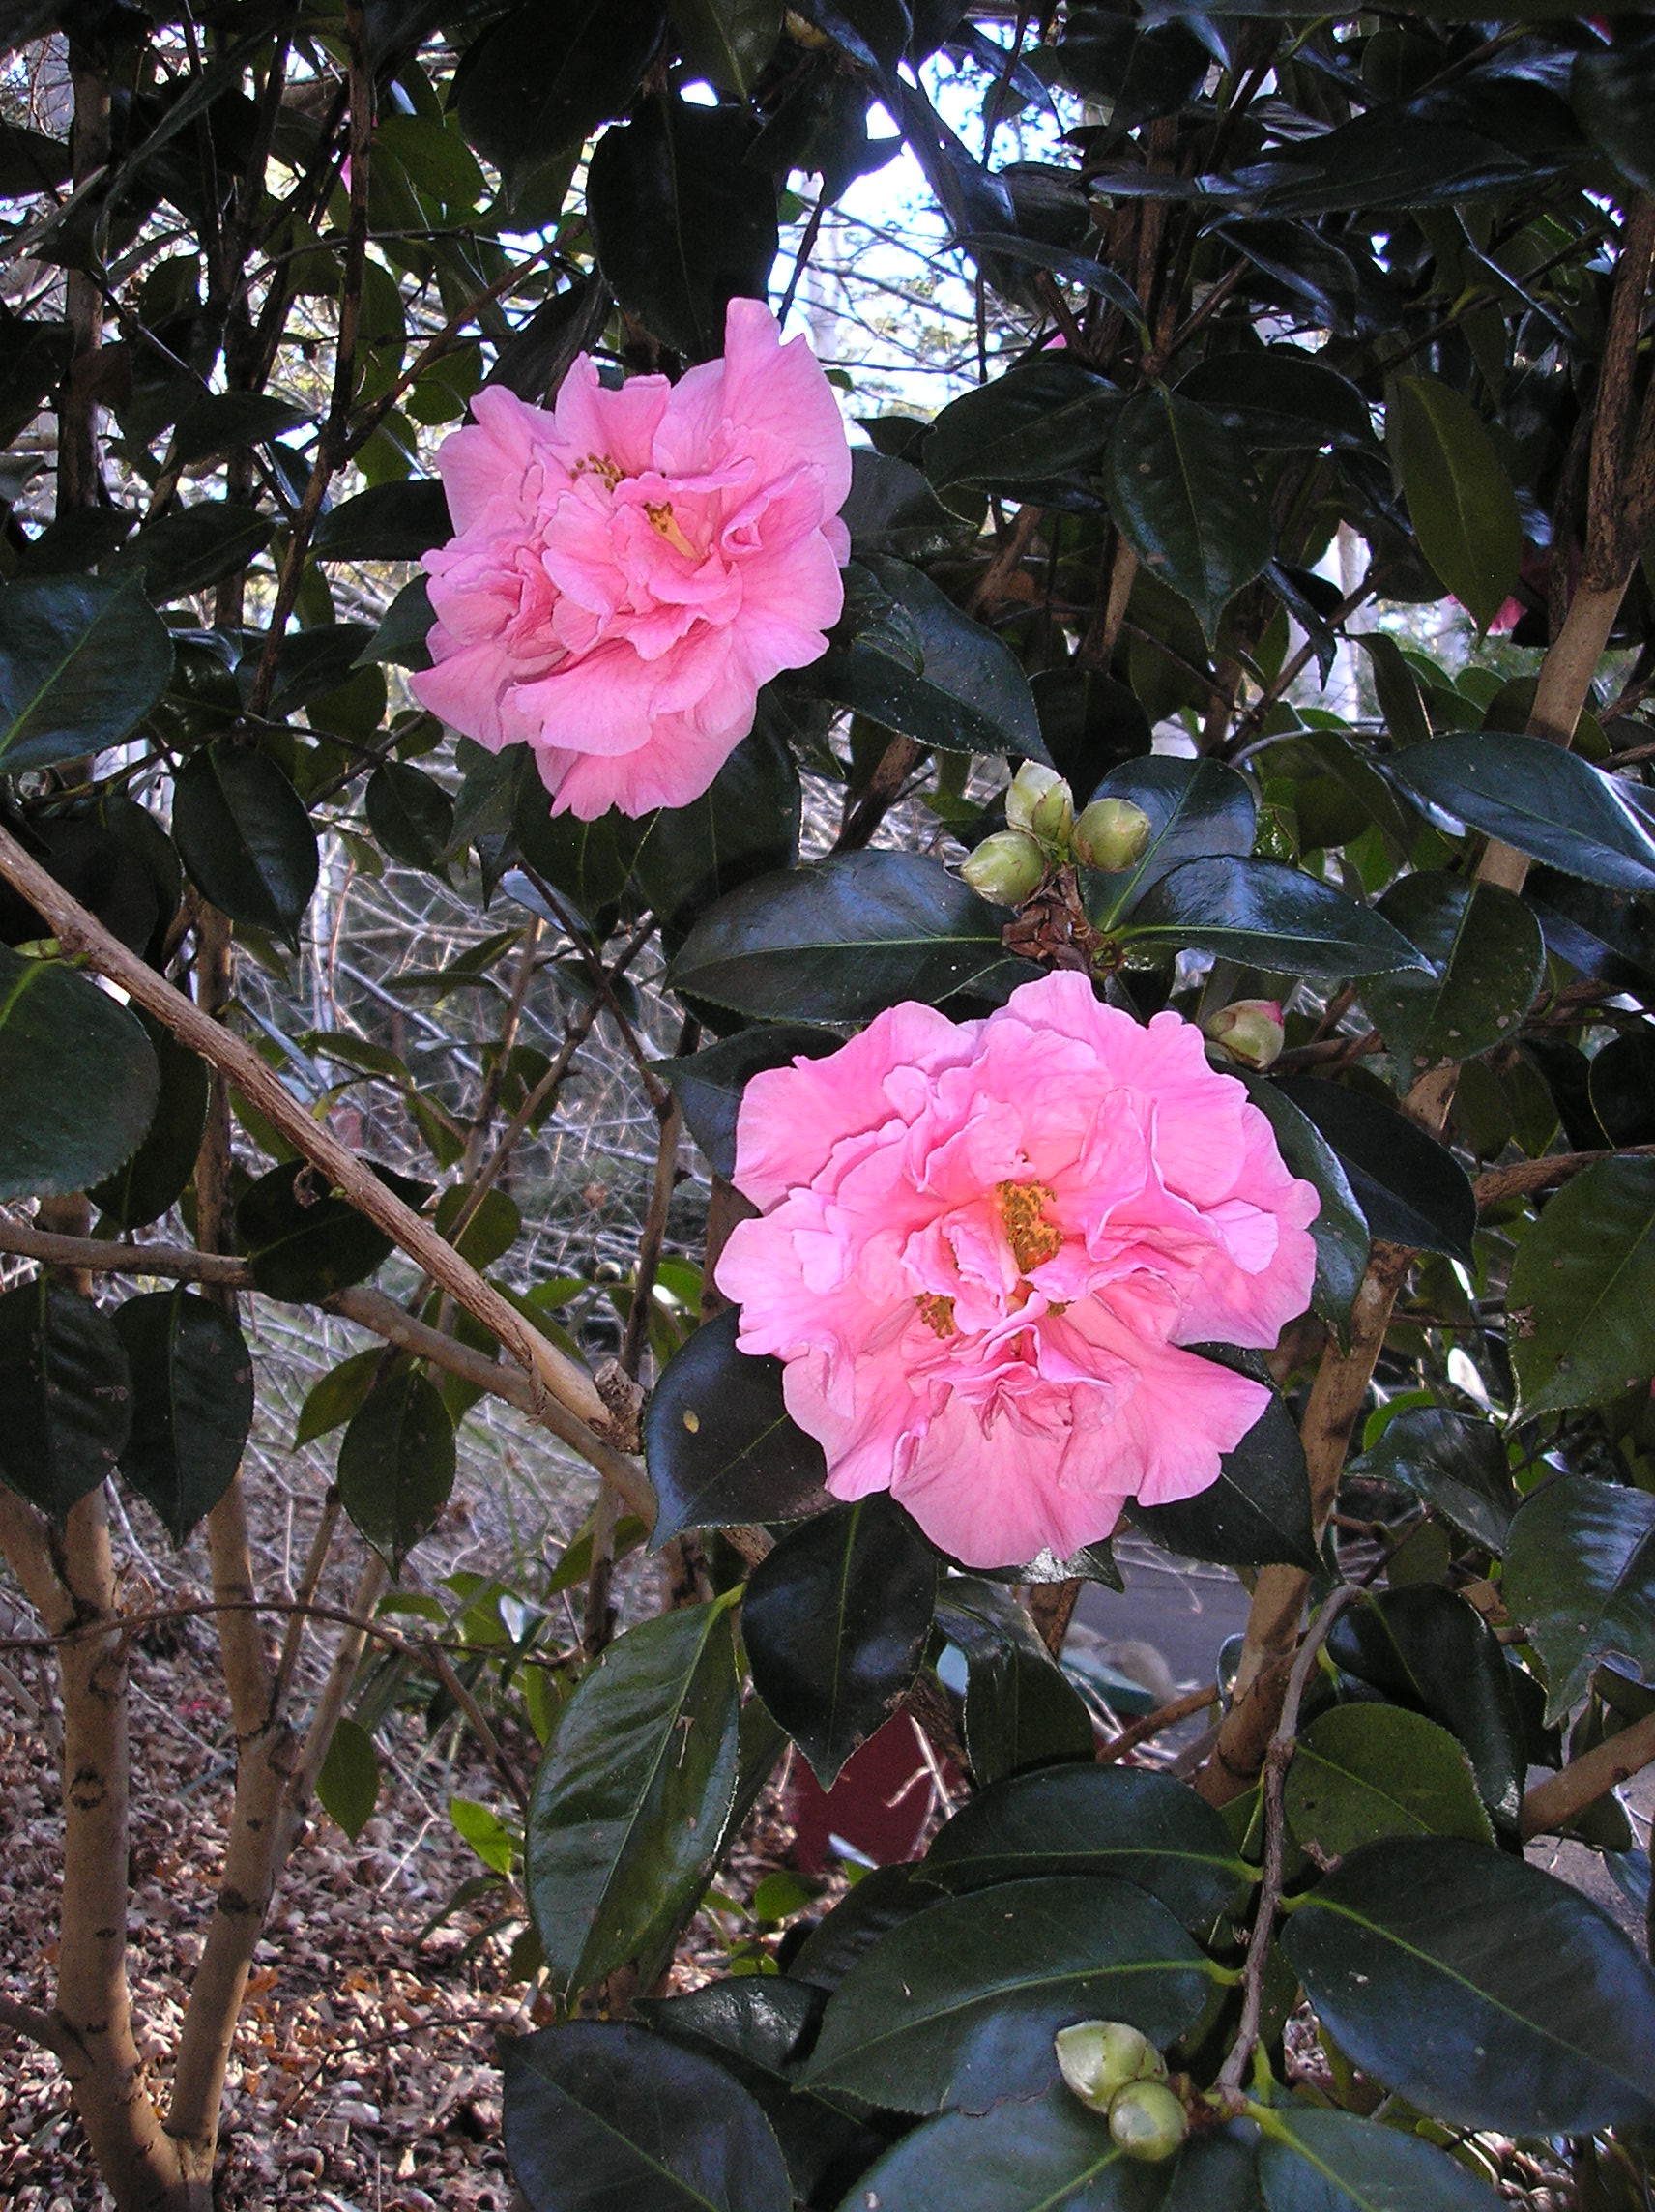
left=574, top=451, right=625, bottom=490
left=996, top=1179, right=1063, bottom=1274
left=916, top=1293, right=956, bottom=1338
left=644, top=499, right=698, bottom=559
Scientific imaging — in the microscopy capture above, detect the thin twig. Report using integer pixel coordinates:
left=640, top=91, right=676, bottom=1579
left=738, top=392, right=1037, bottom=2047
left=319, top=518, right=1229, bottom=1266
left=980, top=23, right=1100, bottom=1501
left=1096, top=1682, right=1218, bottom=1764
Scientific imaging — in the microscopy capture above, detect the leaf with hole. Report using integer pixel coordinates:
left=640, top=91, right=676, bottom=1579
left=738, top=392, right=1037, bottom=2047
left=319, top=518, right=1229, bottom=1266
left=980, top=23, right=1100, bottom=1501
left=644, top=1307, right=831, bottom=1545
left=0, top=577, right=173, bottom=776
left=0, top=1280, right=131, bottom=1520
left=1281, top=1837, right=1655, bottom=2134
left=742, top=1496, right=937, bottom=1787
left=1505, top=1156, right=1655, bottom=1417
left=0, top=944, right=160, bottom=1203
left=526, top=1595, right=742, bottom=1996
left=801, top=1874, right=1215, bottom=2113
left=919, top=1762, right=1244, bottom=1930
left=113, top=1289, right=253, bottom=1545
left=1502, top=1475, right=1655, bottom=1723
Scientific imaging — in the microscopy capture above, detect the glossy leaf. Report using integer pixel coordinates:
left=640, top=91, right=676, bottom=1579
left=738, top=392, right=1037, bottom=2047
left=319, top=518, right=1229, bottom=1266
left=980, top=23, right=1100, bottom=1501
left=586, top=100, right=777, bottom=362
left=852, top=2089, right=1263, bottom=2212
left=934, top=1578, right=1096, bottom=1785
left=644, top=1307, right=831, bottom=1545
left=1505, top=1156, right=1655, bottom=1416
left=798, top=555, right=1046, bottom=760
left=503, top=2020, right=790, bottom=2212
left=1282, top=1837, right=1655, bottom=2134
left=1571, top=26, right=1655, bottom=197
left=1387, top=376, right=1520, bottom=632
left=924, top=359, right=1122, bottom=506
left=365, top=761, right=454, bottom=873
left=1325, top=1587, right=1526, bottom=1837
left=117, top=505, right=275, bottom=604
left=1259, top=2105, right=1500, bottom=2212
left=661, top=1024, right=840, bottom=1181
left=1033, top=667, right=1151, bottom=801
left=1349, top=1408, right=1516, bottom=1555
left=336, top=1362, right=456, bottom=1569
left=172, top=740, right=319, bottom=946
left=237, top=1159, right=430, bottom=1302
left=1176, top=350, right=1374, bottom=452
left=670, top=850, right=1018, bottom=1021
left=0, top=577, right=173, bottom=775
left=1242, top=1079, right=1370, bottom=1337
left=1121, top=859, right=1430, bottom=981
left=742, top=1496, right=937, bottom=1787
left=88, top=1013, right=209, bottom=1231
left=786, top=1862, right=936, bottom=1992
left=0, top=944, right=160, bottom=1202
left=1132, top=1367, right=1316, bottom=1570
left=455, top=0, right=668, bottom=181
left=1503, top=1475, right=1655, bottom=1722
left=628, top=720, right=802, bottom=937
left=311, top=479, right=450, bottom=563
left=1284, top=1705, right=1495, bottom=1859
left=801, top=1874, right=1215, bottom=2113
left=1275, top=1078, right=1476, bottom=1263
left=1364, top=875, right=1545, bottom=1072
left=1383, top=734, right=1655, bottom=898
left=1102, top=387, right=1272, bottom=643
left=113, top=1289, right=253, bottom=1545
left=1082, top=756, right=1256, bottom=932
left=0, top=1279, right=131, bottom=1520
left=526, top=1596, right=742, bottom=1995
left=919, top=1762, right=1245, bottom=1930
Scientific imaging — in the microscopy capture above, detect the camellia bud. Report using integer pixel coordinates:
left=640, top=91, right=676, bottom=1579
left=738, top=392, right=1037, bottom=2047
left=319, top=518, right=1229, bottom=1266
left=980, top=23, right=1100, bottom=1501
left=1107, top=2081, right=1189, bottom=2163
left=1005, top=762, right=1073, bottom=842
left=1054, top=2021, right=1166, bottom=2112
left=1071, top=796, right=1152, bottom=872
left=1204, top=997, right=1286, bottom=1071
left=961, top=829, right=1046, bottom=905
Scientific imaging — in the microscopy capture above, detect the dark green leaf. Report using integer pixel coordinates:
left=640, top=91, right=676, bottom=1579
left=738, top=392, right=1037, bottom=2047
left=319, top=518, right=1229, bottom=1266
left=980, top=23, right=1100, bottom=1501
left=294, top=1347, right=382, bottom=1447
left=171, top=391, right=309, bottom=460
left=1571, top=27, right=1655, bottom=197
left=797, top=554, right=1046, bottom=760
left=1176, top=351, right=1374, bottom=452
left=89, top=1012, right=209, bottom=1231
left=841, top=449, right=967, bottom=562
left=113, top=1289, right=253, bottom=1545
left=935, top=1578, right=1095, bottom=1786
left=433, top=1183, right=522, bottom=1271
left=237, top=1158, right=431, bottom=1302
left=1503, top=1475, right=1655, bottom=1723
left=1383, top=734, right=1655, bottom=898
left=1588, top=1030, right=1655, bottom=1147
left=337, top=1362, right=456, bottom=1569
left=1284, top=1705, right=1494, bottom=1859
left=116, top=504, right=276, bottom=604
left=1133, top=1373, right=1316, bottom=1570
left=316, top=1715, right=381, bottom=1843
left=503, top=2021, right=790, bottom=2212
left=366, top=761, right=454, bottom=873
left=1325, top=1587, right=1525, bottom=1836
left=644, top=1307, right=831, bottom=1545
left=801, top=1875, right=1215, bottom=2113
left=660, top=1025, right=840, bottom=1181
left=669, top=0, right=781, bottom=95
left=787, top=1863, right=934, bottom=1991
left=742, top=1496, right=937, bottom=1787
left=513, top=773, right=644, bottom=933
left=670, top=850, right=1017, bottom=1021
left=853, top=2089, right=1262, bottom=2212
left=456, top=0, right=666, bottom=181
left=1387, top=376, right=1520, bottom=632
left=1259, top=2105, right=1500, bottom=2212
left=629, top=720, right=801, bottom=937
left=0, top=945, right=160, bottom=1202
left=1242, top=1079, right=1370, bottom=1337
left=1275, top=1078, right=1476, bottom=1263
left=362, top=575, right=434, bottom=670
left=526, top=1596, right=742, bottom=1995
left=1505, top=1156, right=1655, bottom=1417
left=1364, top=875, right=1545, bottom=1073
left=924, top=359, right=1122, bottom=506
left=312, top=479, right=450, bottom=563
left=1082, top=756, right=1256, bottom=932
left=1281, top=1838, right=1655, bottom=2134
left=587, top=100, right=777, bottom=362
left=1102, top=388, right=1272, bottom=644
left=172, top=740, right=319, bottom=946
left=919, top=1763, right=1245, bottom=1930
left=1032, top=667, right=1151, bottom=801
left=1359, top=634, right=1433, bottom=753
left=0, top=1280, right=131, bottom=1520
left=1122, top=860, right=1430, bottom=982
left=0, top=578, right=173, bottom=775
left=1349, top=1408, right=1516, bottom=1556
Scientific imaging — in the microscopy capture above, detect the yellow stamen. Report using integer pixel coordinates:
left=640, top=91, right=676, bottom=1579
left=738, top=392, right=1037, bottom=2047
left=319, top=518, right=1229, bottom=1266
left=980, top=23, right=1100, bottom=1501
left=916, top=1294, right=956, bottom=1338
left=644, top=499, right=698, bottom=559
left=575, top=451, right=624, bottom=490
left=997, top=1180, right=1062, bottom=1274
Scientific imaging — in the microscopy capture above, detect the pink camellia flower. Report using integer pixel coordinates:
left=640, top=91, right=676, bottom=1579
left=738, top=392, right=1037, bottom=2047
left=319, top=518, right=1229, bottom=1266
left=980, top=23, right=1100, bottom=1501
left=714, top=972, right=1320, bottom=1567
left=411, top=298, right=852, bottom=819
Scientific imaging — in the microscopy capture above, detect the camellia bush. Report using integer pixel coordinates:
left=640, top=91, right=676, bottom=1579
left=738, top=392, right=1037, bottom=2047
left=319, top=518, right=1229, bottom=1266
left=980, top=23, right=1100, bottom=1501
left=4, top=0, right=1655, bottom=2207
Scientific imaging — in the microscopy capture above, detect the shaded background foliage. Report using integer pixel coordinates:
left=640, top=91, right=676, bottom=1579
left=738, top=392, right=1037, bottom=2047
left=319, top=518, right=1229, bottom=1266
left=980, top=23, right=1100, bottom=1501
left=2, top=2, right=1655, bottom=2209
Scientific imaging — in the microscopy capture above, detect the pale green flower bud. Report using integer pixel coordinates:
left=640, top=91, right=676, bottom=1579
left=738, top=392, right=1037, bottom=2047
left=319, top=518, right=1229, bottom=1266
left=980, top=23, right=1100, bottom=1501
left=960, top=829, right=1045, bottom=905
left=1107, top=2081, right=1189, bottom=2162
left=1005, top=761, right=1073, bottom=841
left=1054, top=2021, right=1166, bottom=2112
left=1071, top=797, right=1152, bottom=872
left=1204, top=998, right=1286, bottom=1071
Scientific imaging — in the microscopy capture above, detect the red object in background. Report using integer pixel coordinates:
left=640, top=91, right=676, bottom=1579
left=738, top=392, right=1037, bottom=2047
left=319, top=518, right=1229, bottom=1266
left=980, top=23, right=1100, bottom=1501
left=785, top=1714, right=963, bottom=1872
